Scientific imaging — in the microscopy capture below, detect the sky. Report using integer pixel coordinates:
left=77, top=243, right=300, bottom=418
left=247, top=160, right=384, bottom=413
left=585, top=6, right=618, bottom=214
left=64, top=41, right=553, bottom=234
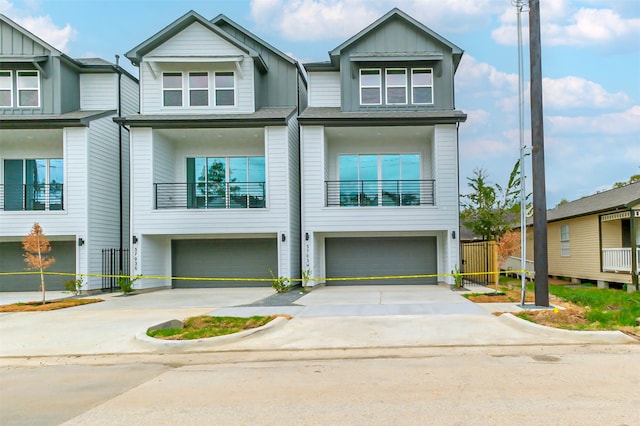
left=2, top=0, right=639, bottom=208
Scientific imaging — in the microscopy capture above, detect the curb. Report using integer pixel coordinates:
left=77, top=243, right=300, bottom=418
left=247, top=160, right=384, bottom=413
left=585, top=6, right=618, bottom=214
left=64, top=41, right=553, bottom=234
left=498, top=313, right=638, bottom=344
left=135, top=316, right=290, bottom=352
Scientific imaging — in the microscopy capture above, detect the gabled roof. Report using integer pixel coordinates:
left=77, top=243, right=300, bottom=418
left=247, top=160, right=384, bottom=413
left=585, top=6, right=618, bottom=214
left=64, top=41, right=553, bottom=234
left=0, top=13, right=61, bottom=57
left=547, top=182, right=640, bottom=222
left=125, top=10, right=267, bottom=72
left=328, top=8, right=463, bottom=69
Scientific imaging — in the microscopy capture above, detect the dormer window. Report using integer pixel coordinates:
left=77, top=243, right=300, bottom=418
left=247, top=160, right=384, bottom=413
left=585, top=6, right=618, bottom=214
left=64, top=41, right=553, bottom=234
left=17, top=70, right=39, bottom=108
left=163, top=72, right=183, bottom=107
left=0, top=71, right=12, bottom=107
left=411, top=69, right=433, bottom=104
left=214, top=72, right=235, bottom=106
left=386, top=69, right=407, bottom=105
left=188, top=72, right=208, bottom=106
left=359, top=69, right=381, bottom=105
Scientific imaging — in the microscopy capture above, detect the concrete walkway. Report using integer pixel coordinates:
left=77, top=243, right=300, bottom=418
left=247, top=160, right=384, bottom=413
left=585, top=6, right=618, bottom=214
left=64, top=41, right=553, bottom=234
left=0, top=285, right=635, bottom=358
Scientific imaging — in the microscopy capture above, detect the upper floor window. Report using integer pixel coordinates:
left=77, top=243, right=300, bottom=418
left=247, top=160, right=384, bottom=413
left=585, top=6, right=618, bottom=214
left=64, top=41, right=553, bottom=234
left=560, top=224, right=570, bottom=257
left=360, top=69, right=381, bottom=105
left=412, top=69, right=433, bottom=104
left=163, top=72, right=183, bottom=107
left=359, top=67, right=433, bottom=106
left=386, top=69, right=407, bottom=105
left=188, top=72, right=209, bottom=107
left=17, top=71, right=40, bottom=107
left=214, top=72, right=235, bottom=106
left=0, top=71, right=12, bottom=107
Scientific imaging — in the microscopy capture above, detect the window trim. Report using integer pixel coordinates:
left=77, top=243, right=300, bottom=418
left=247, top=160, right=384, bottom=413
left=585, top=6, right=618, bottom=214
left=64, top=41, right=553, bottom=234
left=162, top=72, right=183, bottom=107
left=359, top=68, right=382, bottom=105
left=213, top=71, right=236, bottom=107
left=0, top=70, right=13, bottom=107
left=411, top=68, right=434, bottom=105
left=560, top=224, right=570, bottom=257
left=16, top=70, right=40, bottom=108
left=385, top=68, right=408, bottom=105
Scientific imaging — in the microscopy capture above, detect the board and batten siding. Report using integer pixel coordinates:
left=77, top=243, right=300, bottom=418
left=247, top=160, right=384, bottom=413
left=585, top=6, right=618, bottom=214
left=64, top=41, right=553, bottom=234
left=308, top=72, right=340, bottom=107
left=140, top=22, right=255, bottom=115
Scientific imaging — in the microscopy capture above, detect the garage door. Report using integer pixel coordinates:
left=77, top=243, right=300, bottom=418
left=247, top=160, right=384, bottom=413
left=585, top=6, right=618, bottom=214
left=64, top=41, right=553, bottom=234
left=325, top=236, right=437, bottom=285
left=171, top=238, right=277, bottom=288
left=0, top=241, right=76, bottom=291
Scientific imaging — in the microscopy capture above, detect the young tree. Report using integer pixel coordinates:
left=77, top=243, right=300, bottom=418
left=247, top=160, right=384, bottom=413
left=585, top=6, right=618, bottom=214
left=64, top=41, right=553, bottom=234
left=22, top=223, right=56, bottom=304
left=461, top=159, right=527, bottom=241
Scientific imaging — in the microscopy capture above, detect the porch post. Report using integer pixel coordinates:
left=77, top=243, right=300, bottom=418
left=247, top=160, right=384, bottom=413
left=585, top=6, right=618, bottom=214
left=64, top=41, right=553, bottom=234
left=630, top=209, right=638, bottom=292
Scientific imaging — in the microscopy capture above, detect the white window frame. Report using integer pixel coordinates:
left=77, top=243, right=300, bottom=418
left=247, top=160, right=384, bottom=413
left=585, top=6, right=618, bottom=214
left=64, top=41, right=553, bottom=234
left=162, top=72, right=183, bottom=107
left=0, top=70, right=13, bottom=107
left=359, top=68, right=382, bottom=105
left=213, top=71, right=235, bottom=107
left=385, top=68, right=407, bottom=105
left=188, top=71, right=209, bottom=107
left=17, top=70, right=40, bottom=108
left=411, top=68, right=433, bottom=105
left=560, top=224, right=570, bottom=257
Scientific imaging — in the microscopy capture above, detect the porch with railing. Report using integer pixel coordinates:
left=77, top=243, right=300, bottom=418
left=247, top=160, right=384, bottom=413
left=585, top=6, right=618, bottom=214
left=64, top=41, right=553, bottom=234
left=0, top=184, right=64, bottom=211
left=602, top=248, right=640, bottom=273
left=325, top=179, right=435, bottom=207
left=154, top=182, right=266, bottom=209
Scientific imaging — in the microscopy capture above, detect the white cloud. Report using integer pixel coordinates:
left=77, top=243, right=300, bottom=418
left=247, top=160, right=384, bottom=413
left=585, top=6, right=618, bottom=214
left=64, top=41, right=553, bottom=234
left=547, top=106, right=640, bottom=135
left=492, top=4, right=640, bottom=51
left=542, top=76, right=632, bottom=109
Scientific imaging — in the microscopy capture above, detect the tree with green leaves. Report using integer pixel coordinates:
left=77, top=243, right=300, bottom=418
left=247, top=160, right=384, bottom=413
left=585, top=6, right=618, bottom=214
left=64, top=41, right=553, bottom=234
left=461, top=159, right=528, bottom=241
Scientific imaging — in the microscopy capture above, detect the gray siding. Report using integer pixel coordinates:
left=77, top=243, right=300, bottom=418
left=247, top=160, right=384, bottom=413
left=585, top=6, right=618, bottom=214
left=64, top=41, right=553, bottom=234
left=287, top=115, right=301, bottom=279
left=60, top=59, right=80, bottom=113
left=216, top=21, right=300, bottom=108
left=339, top=17, right=455, bottom=112
left=0, top=19, right=49, bottom=55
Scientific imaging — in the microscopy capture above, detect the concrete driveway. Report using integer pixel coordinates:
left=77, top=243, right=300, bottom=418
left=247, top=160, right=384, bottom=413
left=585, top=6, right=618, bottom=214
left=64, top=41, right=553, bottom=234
left=0, top=285, right=634, bottom=358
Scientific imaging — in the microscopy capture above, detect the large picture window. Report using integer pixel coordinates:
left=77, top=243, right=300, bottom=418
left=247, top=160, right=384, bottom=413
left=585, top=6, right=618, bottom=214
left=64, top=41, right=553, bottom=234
left=0, top=71, right=12, bottom=107
left=3, top=158, right=63, bottom=211
left=338, top=154, right=420, bottom=206
left=17, top=70, right=39, bottom=107
left=187, top=156, right=265, bottom=208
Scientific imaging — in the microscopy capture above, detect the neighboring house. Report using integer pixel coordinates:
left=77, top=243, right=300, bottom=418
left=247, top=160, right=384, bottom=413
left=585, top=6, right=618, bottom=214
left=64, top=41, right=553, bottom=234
left=0, top=14, right=138, bottom=292
left=299, top=8, right=466, bottom=286
left=520, top=182, right=639, bottom=290
left=120, top=11, right=306, bottom=289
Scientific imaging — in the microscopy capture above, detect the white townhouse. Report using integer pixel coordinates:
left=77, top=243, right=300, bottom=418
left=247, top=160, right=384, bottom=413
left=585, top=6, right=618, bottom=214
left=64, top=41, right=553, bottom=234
left=121, top=11, right=306, bottom=289
left=0, top=14, right=138, bottom=292
left=299, top=9, right=467, bottom=286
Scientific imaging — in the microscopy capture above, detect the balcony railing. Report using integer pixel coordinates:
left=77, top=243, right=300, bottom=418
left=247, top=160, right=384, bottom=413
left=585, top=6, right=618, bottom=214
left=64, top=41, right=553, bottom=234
left=154, top=182, right=266, bottom=209
left=325, top=180, right=435, bottom=207
left=0, top=184, right=64, bottom=211
left=602, top=248, right=640, bottom=273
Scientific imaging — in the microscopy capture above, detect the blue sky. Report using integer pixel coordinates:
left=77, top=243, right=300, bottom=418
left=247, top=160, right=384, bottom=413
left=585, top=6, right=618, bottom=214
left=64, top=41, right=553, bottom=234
left=2, top=0, right=639, bottom=207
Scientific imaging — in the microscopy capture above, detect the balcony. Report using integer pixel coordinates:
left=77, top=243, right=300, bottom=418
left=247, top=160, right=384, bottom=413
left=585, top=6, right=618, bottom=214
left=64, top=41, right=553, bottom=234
left=602, top=248, right=640, bottom=273
left=154, top=182, right=266, bottom=209
left=325, top=180, right=435, bottom=207
left=0, top=184, right=64, bottom=211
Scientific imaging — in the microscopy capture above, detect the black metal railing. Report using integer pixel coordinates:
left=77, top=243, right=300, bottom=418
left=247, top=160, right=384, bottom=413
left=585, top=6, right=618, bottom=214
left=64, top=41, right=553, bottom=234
left=154, top=182, right=266, bottom=209
left=0, top=184, right=64, bottom=211
left=325, top=180, right=435, bottom=207
left=102, top=248, right=130, bottom=292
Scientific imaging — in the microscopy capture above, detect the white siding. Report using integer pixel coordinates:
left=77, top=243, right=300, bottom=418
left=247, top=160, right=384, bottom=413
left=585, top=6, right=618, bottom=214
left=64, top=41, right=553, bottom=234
left=140, top=22, right=255, bottom=115
left=86, top=115, right=122, bottom=289
left=80, top=74, right=117, bottom=110
left=308, top=72, right=341, bottom=107
left=121, top=74, right=139, bottom=116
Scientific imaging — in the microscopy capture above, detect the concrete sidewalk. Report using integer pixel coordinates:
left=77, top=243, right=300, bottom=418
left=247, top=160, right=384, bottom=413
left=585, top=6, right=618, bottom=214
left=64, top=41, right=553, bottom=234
left=0, top=285, right=635, bottom=358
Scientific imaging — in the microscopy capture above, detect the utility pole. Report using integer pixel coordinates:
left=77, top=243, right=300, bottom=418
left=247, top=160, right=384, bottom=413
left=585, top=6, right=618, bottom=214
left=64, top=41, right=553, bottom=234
left=529, top=0, right=549, bottom=306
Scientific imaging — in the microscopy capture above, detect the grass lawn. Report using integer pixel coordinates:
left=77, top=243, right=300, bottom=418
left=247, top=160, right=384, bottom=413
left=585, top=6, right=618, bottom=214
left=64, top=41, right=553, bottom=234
left=147, top=315, right=284, bottom=340
left=0, top=298, right=103, bottom=312
left=465, top=277, right=640, bottom=338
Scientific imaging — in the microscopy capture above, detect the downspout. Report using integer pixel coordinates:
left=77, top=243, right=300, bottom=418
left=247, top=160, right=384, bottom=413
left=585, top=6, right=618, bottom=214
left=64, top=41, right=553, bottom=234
left=115, top=55, right=123, bottom=272
left=630, top=207, right=639, bottom=291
